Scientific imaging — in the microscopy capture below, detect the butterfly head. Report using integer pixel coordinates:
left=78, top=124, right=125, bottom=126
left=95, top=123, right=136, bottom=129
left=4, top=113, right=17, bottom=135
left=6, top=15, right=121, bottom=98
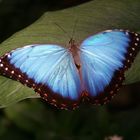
left=69, top=38, right=76, bottom=45
left=68, top=38, right=80, bottom=54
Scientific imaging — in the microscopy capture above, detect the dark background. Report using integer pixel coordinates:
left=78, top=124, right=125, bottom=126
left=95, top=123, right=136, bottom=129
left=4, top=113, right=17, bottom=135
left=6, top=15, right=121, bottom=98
left=0, top=0, right=89, bottom=43
left=0, top=0, right=140, bottom=140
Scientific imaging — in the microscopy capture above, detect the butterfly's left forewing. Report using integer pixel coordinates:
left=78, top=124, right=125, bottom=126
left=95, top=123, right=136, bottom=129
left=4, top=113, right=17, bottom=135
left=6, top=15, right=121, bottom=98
left=0, top=44, right=82, bottom=109
left=80, top=30, right=140, bottom=104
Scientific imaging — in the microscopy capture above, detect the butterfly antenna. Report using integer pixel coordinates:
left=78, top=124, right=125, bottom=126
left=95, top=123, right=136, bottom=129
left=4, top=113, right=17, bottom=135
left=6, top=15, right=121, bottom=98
left=71, top=17, right=78, bottom=40
left=54, top=22, right=71, bottom=40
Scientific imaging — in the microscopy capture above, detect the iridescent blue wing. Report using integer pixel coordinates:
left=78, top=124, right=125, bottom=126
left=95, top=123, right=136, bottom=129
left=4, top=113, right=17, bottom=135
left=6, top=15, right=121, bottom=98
left=0, top=44, right=81, bottom=109
left=80, top=30, right=140, bottom=104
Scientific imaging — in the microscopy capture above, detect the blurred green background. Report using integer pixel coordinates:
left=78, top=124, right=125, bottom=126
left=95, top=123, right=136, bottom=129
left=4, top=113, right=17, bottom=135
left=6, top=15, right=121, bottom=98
left=0, top=0, right=140, bottom=140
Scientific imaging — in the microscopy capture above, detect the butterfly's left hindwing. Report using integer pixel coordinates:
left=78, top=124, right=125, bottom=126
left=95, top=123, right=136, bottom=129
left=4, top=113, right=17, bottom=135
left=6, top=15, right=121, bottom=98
left=0, top=45, right=82, bottom=110
left=80, top=30, right=140, bottom=104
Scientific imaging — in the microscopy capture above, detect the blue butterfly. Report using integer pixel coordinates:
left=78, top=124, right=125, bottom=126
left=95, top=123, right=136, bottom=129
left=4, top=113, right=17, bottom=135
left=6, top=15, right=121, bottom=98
left=0, top=29, right=140, bottom=109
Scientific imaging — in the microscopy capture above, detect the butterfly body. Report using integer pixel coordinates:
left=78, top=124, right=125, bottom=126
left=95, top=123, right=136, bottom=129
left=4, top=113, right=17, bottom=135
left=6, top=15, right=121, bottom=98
left=0, top=29, right=140, bottom=110
left=68, top=38, right=81, bottom=70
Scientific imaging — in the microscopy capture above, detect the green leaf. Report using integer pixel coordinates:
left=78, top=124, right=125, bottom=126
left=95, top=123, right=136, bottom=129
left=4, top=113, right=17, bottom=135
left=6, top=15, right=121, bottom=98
left=0, top=76, right=40, bottom=108
left=0, top=0, right=140, bottom=108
